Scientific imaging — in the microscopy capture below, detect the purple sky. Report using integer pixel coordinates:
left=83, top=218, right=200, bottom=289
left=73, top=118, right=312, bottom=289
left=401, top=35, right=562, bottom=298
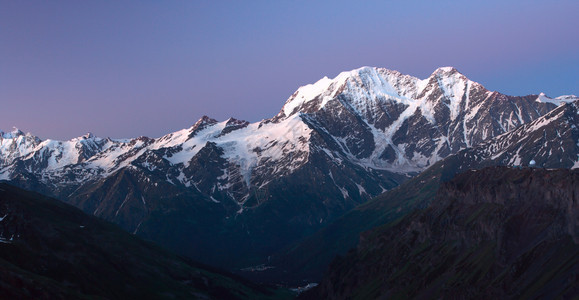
left=1, top=1, right=577, bottom=140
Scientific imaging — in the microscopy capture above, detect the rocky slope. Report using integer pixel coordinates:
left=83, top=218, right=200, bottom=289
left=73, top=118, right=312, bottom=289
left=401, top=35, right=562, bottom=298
left=0, top=183, right=289, bottom=299
left=311, top=167, right=579, bottom=299
left=263, top=100, right=579, bottom=285
left=0, top=67, right=571, bottom=269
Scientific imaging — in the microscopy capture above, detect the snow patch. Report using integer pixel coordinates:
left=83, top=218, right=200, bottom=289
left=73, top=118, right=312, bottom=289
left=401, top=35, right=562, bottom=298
left=355, top=183, right=367, bottom=196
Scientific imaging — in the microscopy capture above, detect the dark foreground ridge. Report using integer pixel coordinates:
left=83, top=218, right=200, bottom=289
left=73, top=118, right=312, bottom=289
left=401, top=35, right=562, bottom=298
left=308, top=167, right=579, bottom=299
left=0, top=183, right=290, bottom=299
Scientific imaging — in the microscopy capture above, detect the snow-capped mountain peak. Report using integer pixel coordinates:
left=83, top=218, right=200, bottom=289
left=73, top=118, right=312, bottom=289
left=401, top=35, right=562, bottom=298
left=0, top=66, right=568, bottom=214
left=70, top=132, right=97, bottom=142
left=1, top=66, right=563, bottom=185
left=535, top=92, right=578, bottom=106
left=280, top=72, right=349, bottom=118
left=81, top=132, right=95, bottom=139
left=279, top=66, right=483, bottom=121
left=272, top=66, right=565, bottom=174
left=0, top=66, right=573, bottom=271
left=0, top=128, right=26, bottom=139
left=431, top=66, right=461, bottom=75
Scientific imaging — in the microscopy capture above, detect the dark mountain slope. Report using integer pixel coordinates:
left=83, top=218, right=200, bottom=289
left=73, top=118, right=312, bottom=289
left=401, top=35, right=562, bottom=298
left=312, top=167, right=579, bottom=299
left=242, top=162, right=444, bottom=285
left=0, top=183, right=289, bottom=299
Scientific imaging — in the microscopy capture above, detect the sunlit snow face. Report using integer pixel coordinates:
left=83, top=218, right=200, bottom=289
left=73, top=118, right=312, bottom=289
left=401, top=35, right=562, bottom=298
left=1, top=66, right=577, bottom=192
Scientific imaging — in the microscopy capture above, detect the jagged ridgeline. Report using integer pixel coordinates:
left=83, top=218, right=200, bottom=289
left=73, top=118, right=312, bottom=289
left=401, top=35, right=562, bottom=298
left=0, top=66, right=577, bottom=270
left=263, top=99, right=579, bottom=285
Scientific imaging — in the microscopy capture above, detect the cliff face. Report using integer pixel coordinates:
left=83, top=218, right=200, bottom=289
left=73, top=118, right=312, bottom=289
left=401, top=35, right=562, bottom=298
left=314, top=167, right=579, bottom=299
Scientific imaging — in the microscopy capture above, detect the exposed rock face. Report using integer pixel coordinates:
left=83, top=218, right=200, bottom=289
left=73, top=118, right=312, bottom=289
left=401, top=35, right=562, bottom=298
left=250, top=100, right=579, bottom=285
left=313, top=167, right=579, bottom=299
left=449, top=99, right=579, bottom=172
left=276, top=67, right=562, bottom=172
left=0, top=67, right=570, bottom=270
left=0, top=183, right=286, bottom=299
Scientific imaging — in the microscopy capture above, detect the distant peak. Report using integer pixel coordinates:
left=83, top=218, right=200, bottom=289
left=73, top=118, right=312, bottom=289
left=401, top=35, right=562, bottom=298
left=536, top=92, right=578, bottom=106
left=197, top=115, right=218, bottom=125
left=187, top=116, right=219, bottom=139
left=432, top=66, right=460, bottom=75
left=555, top=95, right=578, bottom=100
left=351, top=66, right=375, bottom=73
left=1, top=128, right=25, bottom=139
left=225, top=117, right=249, bottom=126
left=280, top=65, right=473, bottom=119
left=82, top=132, right=94, bottom=139
left=11, top=127, right=24, bottom=136
left=218, top=118, right=250, bottom=137
left=69, top=132, right=97, bottom=142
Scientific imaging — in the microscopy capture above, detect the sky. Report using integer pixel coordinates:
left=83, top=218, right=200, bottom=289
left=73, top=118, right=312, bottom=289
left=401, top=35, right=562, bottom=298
left=1, top=1, right=577, bottom=140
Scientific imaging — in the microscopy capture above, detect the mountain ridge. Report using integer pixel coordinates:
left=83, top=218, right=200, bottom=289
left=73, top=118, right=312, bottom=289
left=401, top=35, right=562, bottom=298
left=1, top=66, right=573, bottom=270
left=259, top=99, right=579, bottom=285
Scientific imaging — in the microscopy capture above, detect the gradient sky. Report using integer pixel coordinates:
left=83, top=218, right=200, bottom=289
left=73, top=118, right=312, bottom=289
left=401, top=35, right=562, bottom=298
left=1, top=1, right=577, bottom=140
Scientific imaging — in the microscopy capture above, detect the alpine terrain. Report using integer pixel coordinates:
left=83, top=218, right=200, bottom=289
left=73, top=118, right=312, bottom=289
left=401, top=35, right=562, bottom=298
left=0, top=66, right=576, bottom=270
left=264, top=99, right=579, bottom=285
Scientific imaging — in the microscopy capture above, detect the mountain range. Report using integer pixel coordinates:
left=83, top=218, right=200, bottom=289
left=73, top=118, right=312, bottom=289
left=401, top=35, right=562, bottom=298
left=1, top=66, right=577, bottom=273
